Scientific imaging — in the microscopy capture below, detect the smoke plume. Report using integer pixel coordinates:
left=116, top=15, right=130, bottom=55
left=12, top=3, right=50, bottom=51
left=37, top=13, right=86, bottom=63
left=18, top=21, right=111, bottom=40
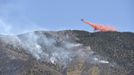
left=0, top=31, right=111, bottom=68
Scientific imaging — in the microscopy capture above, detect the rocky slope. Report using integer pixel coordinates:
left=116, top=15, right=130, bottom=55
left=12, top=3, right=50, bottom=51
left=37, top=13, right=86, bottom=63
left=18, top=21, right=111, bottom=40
left=0, top=30, right=134, bottom=75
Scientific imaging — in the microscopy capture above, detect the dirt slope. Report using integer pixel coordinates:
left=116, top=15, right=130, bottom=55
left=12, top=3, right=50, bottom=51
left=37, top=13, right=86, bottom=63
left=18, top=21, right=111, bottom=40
left=0, top=30, right=133, bottom=75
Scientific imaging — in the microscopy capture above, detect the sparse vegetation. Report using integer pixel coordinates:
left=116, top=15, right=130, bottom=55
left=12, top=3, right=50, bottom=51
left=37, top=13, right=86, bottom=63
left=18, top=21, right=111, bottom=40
left=0, top=30, right=134, bottom=75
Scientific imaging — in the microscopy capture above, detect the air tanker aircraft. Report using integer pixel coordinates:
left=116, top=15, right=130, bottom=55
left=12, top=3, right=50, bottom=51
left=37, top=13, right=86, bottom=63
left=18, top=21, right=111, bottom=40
left=81, top=19, right=117, bottom=32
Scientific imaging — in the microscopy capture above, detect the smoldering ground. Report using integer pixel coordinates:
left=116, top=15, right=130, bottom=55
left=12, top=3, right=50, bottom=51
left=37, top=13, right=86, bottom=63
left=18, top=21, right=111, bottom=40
left=0, top=31, right=112, bottom=69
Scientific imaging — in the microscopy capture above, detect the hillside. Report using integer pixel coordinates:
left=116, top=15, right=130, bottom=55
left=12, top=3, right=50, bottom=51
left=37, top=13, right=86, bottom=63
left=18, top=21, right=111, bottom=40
left=0, top=30, right=134, bottom=75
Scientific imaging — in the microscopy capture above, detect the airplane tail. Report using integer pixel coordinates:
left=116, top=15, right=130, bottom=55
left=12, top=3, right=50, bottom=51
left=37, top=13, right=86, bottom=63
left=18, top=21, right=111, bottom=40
left=81, top=19, right=84, bottom=21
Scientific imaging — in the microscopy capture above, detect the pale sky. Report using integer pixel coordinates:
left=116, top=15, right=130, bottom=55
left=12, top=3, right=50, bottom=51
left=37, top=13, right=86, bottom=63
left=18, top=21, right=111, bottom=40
left=0, top=0, right=134, bottom=34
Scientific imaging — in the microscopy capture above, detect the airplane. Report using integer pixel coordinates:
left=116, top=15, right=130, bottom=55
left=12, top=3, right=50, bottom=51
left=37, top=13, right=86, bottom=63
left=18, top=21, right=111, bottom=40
left=81, top=19, right=117, bottom=32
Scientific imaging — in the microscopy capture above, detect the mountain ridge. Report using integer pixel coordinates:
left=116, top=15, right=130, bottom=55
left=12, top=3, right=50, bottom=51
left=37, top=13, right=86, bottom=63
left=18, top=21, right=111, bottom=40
left=0, top=30, right=134, bottom=75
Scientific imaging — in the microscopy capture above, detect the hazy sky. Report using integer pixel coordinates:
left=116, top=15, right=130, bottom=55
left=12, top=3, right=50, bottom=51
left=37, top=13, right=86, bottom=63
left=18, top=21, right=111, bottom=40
left=0, top=0, right=134, bottom=34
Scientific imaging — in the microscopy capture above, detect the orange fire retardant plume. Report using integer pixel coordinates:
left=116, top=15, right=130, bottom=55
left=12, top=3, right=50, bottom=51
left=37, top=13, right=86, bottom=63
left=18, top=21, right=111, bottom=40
left=81, top=19, right=117, bottom=32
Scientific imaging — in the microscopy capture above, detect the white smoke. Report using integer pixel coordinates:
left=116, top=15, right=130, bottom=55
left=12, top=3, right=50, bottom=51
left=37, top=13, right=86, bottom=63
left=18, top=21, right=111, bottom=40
left=0, top=19, right=12, bottom=35
left=16, top=32, right=78, bottom=66
left=0, top=1, right=48, bottom=35
left=0, top=17, right=48, bottom=35
left=1, top=31, right=86, bottom=66
left=0, top=31, right=111, bottom=68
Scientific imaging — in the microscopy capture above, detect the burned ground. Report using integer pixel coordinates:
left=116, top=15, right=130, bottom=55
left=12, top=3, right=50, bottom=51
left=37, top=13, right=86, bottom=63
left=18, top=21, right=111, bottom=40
left=0, top=30, right=134, bottom=75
